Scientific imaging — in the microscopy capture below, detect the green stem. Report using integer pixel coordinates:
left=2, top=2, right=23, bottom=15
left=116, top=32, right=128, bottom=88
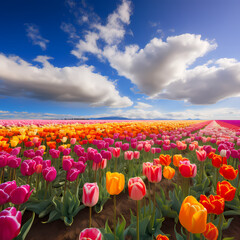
left=89, top=206, right=92, bottom=228
left=27, top=175, right=30, bottom=185
left=143, top=197, right=146, bottom=217
left=153, top=184, right=156, bottom=215
left=0, top=168, right=3, bottom=183
left=200, top=161, right=204, bottom=183
left=148, top=180, right=152, bottom=204
left=217, top=213, right=223, bottom=239
left=94, top=170, right=97, bottom=182
left=36, top=173, right=40, bottom=192
left=186, top=230, right=190, bottom=240
left=114, top=157, right=117, bottom=172
left=64, top=172, right=67, bottom=200
left=137, top=200, right=140, bottom=240
left=113, top=195, right=117, bottom=240
left=44, top=181, right=49, bottom=199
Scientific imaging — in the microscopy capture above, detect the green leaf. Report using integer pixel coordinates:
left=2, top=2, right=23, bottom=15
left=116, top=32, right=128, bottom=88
left=63, top=216, right=73, bottom=226
left=14, top=212, right=35, bottom=240
left=174, top=224, right=185, bottom=240
left=222, top=217, right=233, bottom=230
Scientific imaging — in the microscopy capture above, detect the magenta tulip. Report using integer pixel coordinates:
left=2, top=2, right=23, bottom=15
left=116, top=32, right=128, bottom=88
left=20, top=160, right=36, bottom=176
left=42, top=167, right=57, bottom=182
left=0, top=181, right=17, bottom=205
left=62, top=158, right=73, bottom=171
left=66, top=168, right=80, bottom=182
left=10, top=185, right=33, bottom=205
left=0, top=207, right=22, bottom=240
left=79, top=228, right=102, bottom=240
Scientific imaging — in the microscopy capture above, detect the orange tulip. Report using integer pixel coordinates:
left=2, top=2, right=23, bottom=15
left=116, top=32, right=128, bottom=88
left=179, top=196, right=207, bottom=233
left=203, top=222, right=218, bottom=240
left=219, top=164, right=238, bottom=180
left=159, top=154, right=171, bottom=166
left=106, top=172, right=125, bottom=195
left=163, top=166, right=175, bottom=179
left=173, top=154, right=182, bottom=167
left=156, top=234, right=169, bottom=240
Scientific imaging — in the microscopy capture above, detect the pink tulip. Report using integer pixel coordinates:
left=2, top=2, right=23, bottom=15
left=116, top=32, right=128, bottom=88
left=42, top=167, right=57, bottom=182
left=73, top=161, right=86, bottom=173
left=79, top=228, right=102, bottom=240
left=196, top=150, right=207, bottom=162
left=10, top=147, right=21, bottom=156
left=93, top=153, right=102, bottom=164
left=42, top=160, right=51, bottom=169
left=121, top=143, right=129, bottom=151
left=128, top=177, right=146, bottom=201
left=189, top=144, right=195, bottom=151
left=0, top=155, right=8, bottom=168
left=66, top=168, right=80, bottom=182
left=146, top=164, right=162, bottom=183
left=10, top=185, right=33, bottom=205
left=0, top=207, right=22, bottom=240
left=7, top=156, right=21, bottom=168
left=144, top=143, right=151, bottom=152
left=133, top=151, right=140, bottom=159
left=63, top=148, right=71, bottom=156
left=0, top=181, right=17, bottom=205
left=70, top=138, right=76, bottom=145
left=112, top=148, right=120, bottom=158
left=100, top=159, right=107, bottom=169
left=137, top=144, right=143, bottom=151
left=124, top=151, right=134, bottom=160
left=82, top=183, right=99, bottom=207
left=20, top=160, right=36, bottom=176
left=142, top=162, right=152, bottom=177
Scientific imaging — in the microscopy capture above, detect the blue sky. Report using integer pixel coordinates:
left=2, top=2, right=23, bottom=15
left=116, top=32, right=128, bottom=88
left=0, top=0, right=240, bottom=119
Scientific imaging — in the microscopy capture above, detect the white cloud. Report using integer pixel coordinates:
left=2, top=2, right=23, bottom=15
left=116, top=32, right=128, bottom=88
left=158, top=58, right=240, bottom=104
left=134, top=102, right=152, bottom=109
left=25, top=24, right=49, bottom=50
left=103, top=34, right=217, bottom=96
left=60, top=22, right=79, bottom=39
left=0, top=53, right=133, bottom=108
left=71, top=0, right=132, bottom=59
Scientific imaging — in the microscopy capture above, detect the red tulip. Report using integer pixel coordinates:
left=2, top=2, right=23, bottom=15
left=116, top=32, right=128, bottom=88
left=128, top=177, right=146, bottom=200
left=217, top=181, right=236, bottom=201
left=179, top=160, right=197, bottom=178
left=146, top=164, right=162, bottom=183
left=124, top=151, right=133, bottom=160
left=219, top=164, right=238, bottom=180
left=203, top=222, right=218, bottom=240
left=196, top=150, right=207, bottom=162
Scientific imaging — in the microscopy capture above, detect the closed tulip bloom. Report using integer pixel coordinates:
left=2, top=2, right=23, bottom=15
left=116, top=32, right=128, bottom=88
left=10, top=185, right=33, bottom=205
left=10, top=147, right=21, bottom=156
left=0, top=207, right=22, bottom=240
left=63, top=148, right=71, bottom=156
left=133, top=151, right=140, bottom=159
left=203, top=222, right=218, bottom=240
left=217, top=181, right=236, bottom=201
left=212, top=154, right=227, bottom=168
left=42, top=160, right=51, bottom=169
left=146, top=164, right=162, bottom=183
left=142, top=162, right=152, bottom=177
left=124, top=151, right=133, bottom=160
left=173, top=154, right=182, bottom=167
left=156, top=234, right=169, bottom=240
left=79, top=228, right=102, bottom=240
left=62, top=158, right=73, bottom=171
left=179, top=160, right=197, bottom=178
left=8, top=156, right=21, bottom=168
left=0, top=155, right=8, bottom=168
left=73, top=161, right=86, bottom=173
left=82, top=183, right=99, bottom=207
left=128, top=177, right=146, bottom=201
left=112, top=148, right=120, bottom=158
left=42, top=167, right=57, bottom=182
left=20, top=160, right=36, bottom=176
left=100, top=158, right=107, bottom=169
left=106, top=172, right=125, bottom=195
left=189, top=144, right=195, bottom=151
left=121, top=143, right=129, bottom=151
left=137, top=144, right=143, bottom=151
left=144, top=143, right=151, bottom=152
left=179, top=196, right=207, bottom=234
left=66, top=168, right=80, bottom=182
left=196, top=150, right=207, bottom=162
left=0, top=181, right=17, bottom=205
left=219, top=164, right=238, bottom=180
left=209, top=195, right=225, bottom=215
left=163, top=166, right=175, bottom=179
left=199, top=195, right=215, bottom=214
left=70, top=138, right=76, bottom=145
left=159, top=154, right=171, bottom=166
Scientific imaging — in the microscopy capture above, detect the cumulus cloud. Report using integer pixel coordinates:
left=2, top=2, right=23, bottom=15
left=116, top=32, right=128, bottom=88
left=158, top=58, right=240, bottom=104
left=25, top=24, right=49, bottom=50
left=0, top=53, right=133, bottom=108
left=71, top=0, right=132, bottom=59
left=103, top=34, right=217, bottom=96
left=60, top=22, right=79, bottom=39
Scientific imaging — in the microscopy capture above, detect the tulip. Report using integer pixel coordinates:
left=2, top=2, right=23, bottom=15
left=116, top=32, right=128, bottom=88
left=79, top=228, right=102, bottom=240
left=199, top=195, right=215, bottom=214
left=62, top=158, right=73, bottom=171
left=8, top=156, right=21, bottom=169
left=0, top=181, right=17, bottom=205
left=196, top=150, right=207, bottom=162
left=159, top=154, right=171, bottom=166
left=144, top=143, right=151, bottom=152
left=173, top=154, right=182, bottom=167
left=70, top=138, right=76, bottom=145
left=42, top=167, right=57, bottom=182
left=179, top=160, right=197, bottom=178
left=203, top=222, right=218, bottom=240
left=10, top=184, right=33, bottom=205
left=163, top=166, right=175, bottom=179
left=179, top=196, right=207, bottom=234
left=219, top=164, right=238, bottom=180
left=73, top=161, right=87, bottom=173
left=156, top=235, right=169, bottom=240
left=112, top=148, right=120, bottom=171
left=82, top=183, right=99, bottom=228
left=133, top=151, right=140, bottom=159
left=208, top=195, right=225, bottom=215
left=217, top=181, right=236, bottom=201
left=124, top=151, right=133, bottom=160
left=146, top=164, right=162, bottom=183
left=0, top=207, right=22, bottom=240
left=189, top=144, right=195, bottom=151
left=106, top=172, right=125, bottom=239
left=20, top=160, right=36, bottom=177
left=128, top=177, right=146, bottom=201
left=63, top=148, right=71, bottom=156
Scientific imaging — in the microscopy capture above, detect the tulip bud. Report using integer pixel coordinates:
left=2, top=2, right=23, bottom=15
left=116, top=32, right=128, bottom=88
left=82, top=183, right=99, bottom=207
left=128, top=177, right=146, bottom=201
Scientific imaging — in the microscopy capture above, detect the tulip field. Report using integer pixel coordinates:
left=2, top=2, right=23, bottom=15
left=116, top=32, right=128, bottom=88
left=1, top=119, right=240, bottom=240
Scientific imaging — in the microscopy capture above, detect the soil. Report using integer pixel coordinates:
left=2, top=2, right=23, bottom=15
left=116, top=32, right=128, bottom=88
left=24, top=174, right=240, bottom=240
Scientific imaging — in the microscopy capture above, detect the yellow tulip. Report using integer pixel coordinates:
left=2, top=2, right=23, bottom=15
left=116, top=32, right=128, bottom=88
left=163, top=166, right=175, bottom=179
left=106, top=172, right=125, bottom=195
left=179, top=196, right=207, bottom=234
